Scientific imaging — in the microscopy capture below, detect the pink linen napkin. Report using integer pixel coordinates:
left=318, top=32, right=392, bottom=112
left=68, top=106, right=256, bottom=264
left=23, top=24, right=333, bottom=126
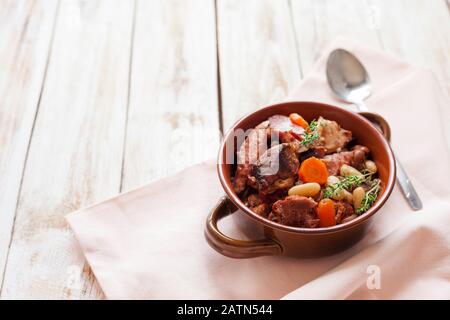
left=66, top=38, right=450, bottom=299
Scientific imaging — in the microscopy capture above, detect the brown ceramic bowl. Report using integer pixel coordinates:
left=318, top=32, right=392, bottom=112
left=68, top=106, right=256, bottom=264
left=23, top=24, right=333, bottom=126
left=205, top=101, right=396, bottom=258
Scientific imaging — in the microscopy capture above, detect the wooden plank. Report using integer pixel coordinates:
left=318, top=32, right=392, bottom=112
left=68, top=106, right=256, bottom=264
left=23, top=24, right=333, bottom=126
left=290, top=0, right=381, bottom=74
left=1, top=0, right=135, bottom=299
left=368, top=0, right=450, bottom=142
left=291, top=0, right=449, bottom=96
left=122, top=0, right=220, bottom=191
left=217, top=0, right=302, bottom=130
left=370, top=0, right=450, bottom=92
left=0, top=0, right=58, bottom=284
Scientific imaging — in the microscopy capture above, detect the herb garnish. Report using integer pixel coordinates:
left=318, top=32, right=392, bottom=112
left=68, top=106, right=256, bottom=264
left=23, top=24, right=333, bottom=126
left=356, top=179, right=381, bottom=214
left=300, top=119, right=320, bottom=147
left=323, top=171, right=372, bottom=199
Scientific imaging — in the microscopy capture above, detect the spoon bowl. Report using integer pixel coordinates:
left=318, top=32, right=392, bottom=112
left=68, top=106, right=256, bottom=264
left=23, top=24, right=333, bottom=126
left=326, top=49, right=371, bottom=104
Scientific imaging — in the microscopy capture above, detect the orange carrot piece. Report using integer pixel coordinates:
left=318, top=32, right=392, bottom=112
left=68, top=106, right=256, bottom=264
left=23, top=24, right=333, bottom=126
left=289, top=113, right=309, bottom=129
left=298, top=157, right=329, bottom=184
left=317, top=199, right=336, bottom=227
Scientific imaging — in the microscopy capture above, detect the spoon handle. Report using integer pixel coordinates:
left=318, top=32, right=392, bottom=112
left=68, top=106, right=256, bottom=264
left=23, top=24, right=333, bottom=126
left=355, top=101, right=422, bottom=210
left=354, top=101, right=370, bottom=112
left=395, top=157, right=423, bottom=210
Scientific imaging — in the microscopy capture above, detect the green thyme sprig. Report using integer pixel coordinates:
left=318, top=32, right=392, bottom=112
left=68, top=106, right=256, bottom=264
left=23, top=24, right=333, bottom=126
left=356, top=179, right=381, bottom=214
left=323, top=171, right=373, bottom=199
left=300, top=119, right=320, bottom=147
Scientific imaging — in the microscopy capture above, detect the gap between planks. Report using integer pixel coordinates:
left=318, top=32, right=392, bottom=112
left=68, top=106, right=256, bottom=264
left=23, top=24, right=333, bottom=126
left=214, top=0, right=224, bottom=136
left=119, top=0, right=138, bottom=193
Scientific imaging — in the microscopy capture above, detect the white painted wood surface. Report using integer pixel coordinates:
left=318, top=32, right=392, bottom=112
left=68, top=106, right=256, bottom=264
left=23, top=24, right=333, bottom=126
left=0, top=0, right=58, bottom=286
left=291, top=0, right=381, bottom=73
left=0, top=0, right=449, bottom=299
left=217, top=0, right=301, bottom=130
left=1, top=0, right=134, bottom=299
left=122, top=0, right=220, bottom=191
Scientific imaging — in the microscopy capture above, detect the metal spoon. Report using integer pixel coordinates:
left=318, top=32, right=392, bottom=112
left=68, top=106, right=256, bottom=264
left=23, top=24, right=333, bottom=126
left=326, top=48, right=422, bottom=210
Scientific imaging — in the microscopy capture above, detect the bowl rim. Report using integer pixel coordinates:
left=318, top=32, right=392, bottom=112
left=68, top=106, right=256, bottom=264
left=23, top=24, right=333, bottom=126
left=217, top=101, right=396, bottom=234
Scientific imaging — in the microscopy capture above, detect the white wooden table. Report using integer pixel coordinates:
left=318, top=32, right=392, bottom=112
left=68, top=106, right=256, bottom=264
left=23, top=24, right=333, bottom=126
left=0, top=0, right=449, bottom=299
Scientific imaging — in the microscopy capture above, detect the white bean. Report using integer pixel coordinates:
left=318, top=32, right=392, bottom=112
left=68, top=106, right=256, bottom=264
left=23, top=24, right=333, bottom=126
left=353, top=187, right=366, bottom=211
left=327, top=188, right=354, bottom=202
left=340, top=164, right=363, bottom=177
left=365, top=160, right=378, bottom=174
left=342, top=190, right=354, bottom=204
left=326, top=176, right=350, bottom=201
left=288, top=182, right=321, bottom=197
left=331, top=189, right=346, bottom=201
left=326, top=175, right=339, bottom=187
left=329, top=182, right=344, bottom=200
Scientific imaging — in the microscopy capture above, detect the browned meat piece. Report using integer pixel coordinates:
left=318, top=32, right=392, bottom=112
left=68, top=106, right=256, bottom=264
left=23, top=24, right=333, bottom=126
left=353, top=144, right=370, bottom=155
left=278, top=132, right=305, bottom=154
left=323, top=152, right=354, bottom=176
left=268, top=115, right=307, bottom=153
left=245, top=194, right=270, bottom=217
left=317, top=117, right=352, bottom=154
left=233, top=116, right=308, bottom=194
left=260, top=190, right=288, bottom=206
left=269, top=196, right=319, bottom=228
left=299, top=146, right=326, bottom=163
left=334, top=201, right=355, bottom=224
left=268, top=115, right=304, bottom=139
left=233, top=121, right=270, bottom=193
left=322, top=145, right=370, bottom=175
left=277, top=130, right=298, bottom=144
left=248, top=143, right=299, bottom=194
left=246, top=193, right=262, bottom=207
left=233, top=165, right=251, bottom=194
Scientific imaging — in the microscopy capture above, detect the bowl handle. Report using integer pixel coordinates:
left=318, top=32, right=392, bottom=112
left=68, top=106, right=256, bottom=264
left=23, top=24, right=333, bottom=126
left=358, top=111, right=391, bottom=142
left=205, top=196, right=283, bottom=258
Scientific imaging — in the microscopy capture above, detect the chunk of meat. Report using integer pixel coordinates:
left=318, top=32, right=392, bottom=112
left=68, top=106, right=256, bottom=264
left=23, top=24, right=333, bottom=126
left=353, top=144, right=370, bottom=155
left=278, top=132, right=305, bottom=154
left=299, top=146, right=326, bottom=163
left=268, top=115, right=304, bottom=139
left=248, top=143, right=299, bottom=194
left=233, top=121, right=270, bottom=193
left=245, top=191, right=287, bottom=217
left=317, top=117, right=352, bottom=154
left=245, top=194, right=270, bottom=217
left=334, top=201, right=355, bottom=224
left=269, top=196, right=319, bottom=228
left=269, top=115, right=307, bottom=153
left=322, top=145, right=370, bottom=175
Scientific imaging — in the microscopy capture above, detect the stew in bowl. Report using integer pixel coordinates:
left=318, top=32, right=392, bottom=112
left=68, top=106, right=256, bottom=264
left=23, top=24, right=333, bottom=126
left=206, top=101, right=396, bottom=258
